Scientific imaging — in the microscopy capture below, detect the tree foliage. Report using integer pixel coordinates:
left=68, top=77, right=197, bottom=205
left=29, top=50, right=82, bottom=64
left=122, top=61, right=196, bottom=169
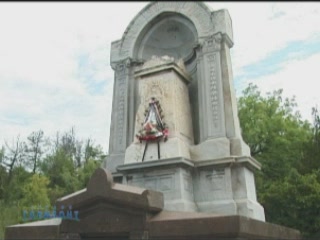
left=238, top=84, right=320, bottom=237
left=298, top=107, right=320, bottom=175
left=2, top=136, right=25, bottom=185
left=262, top=169, right=320, bottom=236
left=25, top=130, right=46, bottom=174
left=0, top=127, right=106, bottom=238
left=20, top=174, right=50, bottom=208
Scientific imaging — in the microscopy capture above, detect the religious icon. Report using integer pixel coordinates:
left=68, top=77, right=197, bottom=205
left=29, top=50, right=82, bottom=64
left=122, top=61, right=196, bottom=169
left=136, top=97, right=168, bottom=143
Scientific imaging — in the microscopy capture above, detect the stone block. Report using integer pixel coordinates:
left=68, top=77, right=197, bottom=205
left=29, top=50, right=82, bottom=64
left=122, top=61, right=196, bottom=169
left=230, top=137, right=251, bottom=156
left=118, top=158, right=197, bottom=212
left=211, top=9, right=234, bottom=45
left=104, top=153, right=125, bottom=173
left=190, top=137, right=231, bottom=160
left=125, top=137, right=191, bottom=163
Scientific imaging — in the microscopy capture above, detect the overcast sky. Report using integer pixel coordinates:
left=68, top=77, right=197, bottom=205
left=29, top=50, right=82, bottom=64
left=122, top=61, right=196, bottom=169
left=1, top=2, right=320, bottom=153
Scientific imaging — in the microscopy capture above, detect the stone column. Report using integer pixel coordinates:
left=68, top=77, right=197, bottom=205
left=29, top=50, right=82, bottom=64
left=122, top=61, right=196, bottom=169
left=198, top=33, right=227, bottom=140
left=190, top=33, right=230, bottom=160
left=190, top=32, right=250, bottom=160
left=220, top=34, right=251, bottom=156
left=105, top=59, right=131, bottom=172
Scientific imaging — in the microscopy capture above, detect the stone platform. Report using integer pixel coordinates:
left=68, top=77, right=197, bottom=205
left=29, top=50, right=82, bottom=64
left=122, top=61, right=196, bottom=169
left=5, top=168, right=301, bottom=240
left=117, top=157, right=265, bottom=221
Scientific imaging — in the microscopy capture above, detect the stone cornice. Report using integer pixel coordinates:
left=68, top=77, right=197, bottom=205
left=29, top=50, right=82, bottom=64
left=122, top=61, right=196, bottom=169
left=111, top=58, right=143, bottom=71
left=199, top=33, right=224, bottom=52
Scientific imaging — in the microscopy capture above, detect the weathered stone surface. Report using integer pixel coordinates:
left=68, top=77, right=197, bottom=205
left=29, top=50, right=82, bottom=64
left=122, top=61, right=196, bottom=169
left=147, top=214, right=301, bottom=240
left=56, top=168, right=164, bottom=212
left=110, top=2, right=218, bottom=62
left=5, top=219, right=61, bottom=240
left=124, top=57, right=194, bottom=163
left=119, top=158, right=197, bottom=212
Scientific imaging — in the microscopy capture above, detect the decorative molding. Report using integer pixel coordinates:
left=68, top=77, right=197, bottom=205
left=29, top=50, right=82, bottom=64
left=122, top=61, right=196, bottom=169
left=206, top=54, right=220, bottom=132
left=111, top=57, right=144, bottom=71
left=118, top=2, right=215, bottom=60
left=113, top=60, right=130, bottom=150
left=222, top=33, right=234, bottom=48
left=201, top=33, right=223, bottom=53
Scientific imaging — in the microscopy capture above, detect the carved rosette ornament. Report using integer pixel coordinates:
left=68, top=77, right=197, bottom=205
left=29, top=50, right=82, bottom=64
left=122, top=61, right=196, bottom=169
left=136, top=97, right=169, bottom=143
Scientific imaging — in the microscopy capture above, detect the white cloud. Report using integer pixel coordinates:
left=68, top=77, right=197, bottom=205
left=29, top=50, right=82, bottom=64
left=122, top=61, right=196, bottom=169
left=0, top=2, right=149, bottom=152
left=242, top=53, right=320, bottom=123
left=206, top=2, right=320, bottom=74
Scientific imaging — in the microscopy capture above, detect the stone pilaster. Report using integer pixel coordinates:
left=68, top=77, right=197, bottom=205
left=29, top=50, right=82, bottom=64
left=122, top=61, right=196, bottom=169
left=220, top=34, right=251, bottom=156
left=198, top=33, right=226, bottom=141
left=105, top=59, right=131, bottom=172
left=109, top=59, right=130, bottom=154
left=190, top=33, right=230, bottom=160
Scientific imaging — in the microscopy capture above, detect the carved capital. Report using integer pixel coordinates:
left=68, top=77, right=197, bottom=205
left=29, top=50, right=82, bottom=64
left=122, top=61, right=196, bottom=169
left=200, top=33, right=223, bottom=53
left=112, top=59, right=128, bottom=72
left=111, top=58, right=143, bottom=71
left=116, top=62, right=126, bottom=72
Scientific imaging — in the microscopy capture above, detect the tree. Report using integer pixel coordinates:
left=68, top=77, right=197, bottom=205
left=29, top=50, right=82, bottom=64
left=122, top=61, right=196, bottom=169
left=298, top=106, right=320, bottom=174
left=77, top=158, right=103, bottom=189
left=0, top=127, right=106, bottom=237
left=238, top=84, right=311, bottom=181
left=238, top=84, right=320, bottom=236
left=40, top=148, right=79, bottom=203
left=0, top=147, right=6, bottom=199
left=0, top=166, right=7, bottom=200
left=51, top=127, right=86, bottom=168
left=39, top=128, right=106, bottom=203
left=60, top=128, right=76, bottom=158
left=0, top=146, right=4, bottom=163
left=20, top=174, right=50, bottom=208
left=84, top=139, right=105, bottom=163
left=25, top=130, right=46, bottom=174
left=1, top=136, right=25, bottom=184
left=3, top=166, right=32, bottom=203
left=262, top=169, right=320, bottom=237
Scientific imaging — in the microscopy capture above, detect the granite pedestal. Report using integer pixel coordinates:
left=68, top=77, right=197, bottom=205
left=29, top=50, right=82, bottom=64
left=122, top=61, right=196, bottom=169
left=5, top=168, right=301, bottom=240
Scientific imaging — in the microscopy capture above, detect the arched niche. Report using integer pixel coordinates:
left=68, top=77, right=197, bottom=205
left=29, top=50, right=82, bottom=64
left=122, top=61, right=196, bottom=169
left=132, top=12, right=201, bottom=144
left=110, top=2, right=216, bottom=63
left=133, top=13, right=198, bottom=62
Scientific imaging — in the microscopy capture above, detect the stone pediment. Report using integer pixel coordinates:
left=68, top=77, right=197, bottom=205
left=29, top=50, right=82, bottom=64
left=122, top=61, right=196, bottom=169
left=56, top=168, right=163, bottom=235
left=56, top=168, right=163, bottom=212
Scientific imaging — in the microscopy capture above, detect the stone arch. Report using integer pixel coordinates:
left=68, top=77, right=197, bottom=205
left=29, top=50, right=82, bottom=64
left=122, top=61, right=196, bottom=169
left=117, top=2, right=215, bottom=60
left=133, top=12, right=198, bottom=62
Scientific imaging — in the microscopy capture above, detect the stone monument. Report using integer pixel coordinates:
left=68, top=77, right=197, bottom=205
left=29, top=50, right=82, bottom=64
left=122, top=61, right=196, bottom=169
left=5, top=2, right=302, bottom=240
left=105, top=1, right=264, bottom=221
